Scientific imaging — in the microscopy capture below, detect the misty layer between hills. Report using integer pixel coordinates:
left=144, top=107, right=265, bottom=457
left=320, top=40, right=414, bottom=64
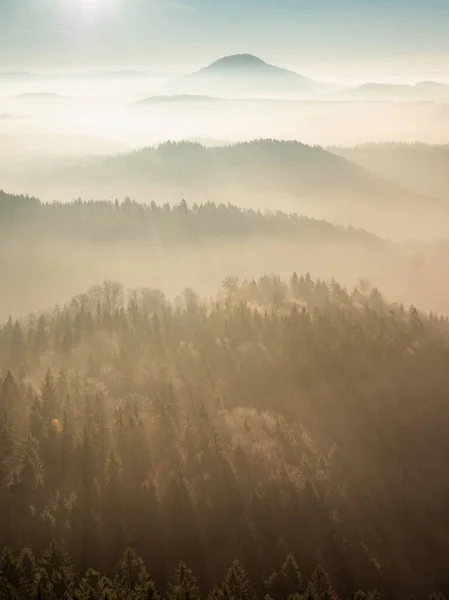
left=1, top=191, right=448, bottom=321
left=14, top=140, right=447, bottom=242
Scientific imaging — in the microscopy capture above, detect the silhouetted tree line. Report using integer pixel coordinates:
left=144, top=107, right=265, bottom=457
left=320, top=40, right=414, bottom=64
left=0, top=546, right=347, bottom=600
left=1, top=274, right=449, bottom=598
left=0, top=190, right=379, bottom=245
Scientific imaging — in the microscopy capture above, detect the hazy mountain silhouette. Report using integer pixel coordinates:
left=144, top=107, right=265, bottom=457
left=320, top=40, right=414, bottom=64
left=195, top=54, right=313, bottom=80
left=11, top=139, right=449, bottom=239
left=49, top=139, right=440, bottom=210
left=170, top=54, right=322, bottom=95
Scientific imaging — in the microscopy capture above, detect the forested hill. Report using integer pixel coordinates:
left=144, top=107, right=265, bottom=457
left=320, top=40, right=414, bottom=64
left=47, top=140, right=439, bottom=210
left=0, top=190, right=380, bottom=245
left=2, top=275, right=449, bottom=598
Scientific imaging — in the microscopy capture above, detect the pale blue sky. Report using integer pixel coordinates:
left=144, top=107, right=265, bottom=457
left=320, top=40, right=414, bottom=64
left=1, top=0, right=449, bottom=78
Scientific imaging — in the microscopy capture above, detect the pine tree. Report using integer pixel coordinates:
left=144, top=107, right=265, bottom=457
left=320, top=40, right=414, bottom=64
left=12, top=434, right=44, bottom=493
left=0, top=408, right=14, bottom=489
left=307, top=566, right=339, bottom=600
left=61, top=316, right=74, bottom=354
left=17, top=547, right=38, bottom=599
left=0, top=575, right=17, bottom=599
left=290, top=272, right=299, bottom=298
left=0, top=548, right=21, bottom=592
left=167, top=562, right=200, bottom=600
left=0, top=371, right=18, bottom=414
left=9, top=321, right=26, bottom=370
left=265, top=554, right=302, bottom=600
left=9, top=433, right=44, bottom=546
left=33, top=316, right=49, bottom=363
left=39, top=540, right=75, bottom=600
left=114, top=548, right=149, bottom=595
left=76, top=568, right=111, bottom=600
left=218, top=560, right=256, bottom=600
left=29, top=396, right=45, bottom=445
left=40, top=370, right=57, bottom=421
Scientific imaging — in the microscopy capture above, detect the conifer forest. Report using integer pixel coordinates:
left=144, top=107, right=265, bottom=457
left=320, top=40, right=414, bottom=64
left=2, top=194, right=449, bottom=599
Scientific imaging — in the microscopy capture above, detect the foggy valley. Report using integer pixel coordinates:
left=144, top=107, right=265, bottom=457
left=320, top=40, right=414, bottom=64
left=2, top=190, right=449, bottom=322
left=2, top=57, right=449, bottom=241
left=3, top=3, right=449, bottom=597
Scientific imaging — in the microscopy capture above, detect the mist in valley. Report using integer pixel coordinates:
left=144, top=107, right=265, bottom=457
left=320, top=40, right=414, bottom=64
left=2, top=62, right=449, bottom=243
left=2, top=189, right=449, bottom=327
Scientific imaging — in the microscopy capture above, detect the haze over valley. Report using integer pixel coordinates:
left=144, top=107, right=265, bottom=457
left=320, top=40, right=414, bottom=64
left=3, top=53, right=449, bottom=168
left=2, top=54, right=449, bottom=241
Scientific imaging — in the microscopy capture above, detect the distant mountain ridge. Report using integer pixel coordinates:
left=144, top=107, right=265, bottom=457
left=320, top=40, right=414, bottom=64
left=23, top=139, right=449, bottom=239
left=168, top=54, right=323, bottom=95
left=50, top=139, right=439, bottom=210
left=193, top=54, right=315, bottom=83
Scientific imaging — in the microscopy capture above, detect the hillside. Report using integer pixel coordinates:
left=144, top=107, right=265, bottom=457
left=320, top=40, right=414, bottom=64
left=0, top=189, right=380, bottom=244
left=49, top=140, right=430, bottom=204
left=45, top=140, right=449, bottom=240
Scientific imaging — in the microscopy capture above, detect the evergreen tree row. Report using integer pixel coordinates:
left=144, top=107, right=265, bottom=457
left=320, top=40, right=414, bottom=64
left=0, top=190, right=380, bottom=245
left=0, top=545, right=348, bottom=600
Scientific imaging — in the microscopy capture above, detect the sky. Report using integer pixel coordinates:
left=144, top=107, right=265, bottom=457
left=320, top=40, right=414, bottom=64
left=1, top=0, right=449, bottom=80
